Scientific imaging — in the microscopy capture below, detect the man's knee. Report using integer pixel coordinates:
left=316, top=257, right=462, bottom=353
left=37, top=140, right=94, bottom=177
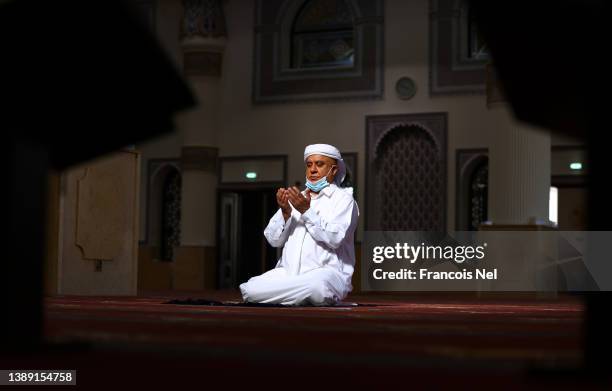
left=239, top=282, right=251, bottom=301
left=306, top=279, right=335, bottom=305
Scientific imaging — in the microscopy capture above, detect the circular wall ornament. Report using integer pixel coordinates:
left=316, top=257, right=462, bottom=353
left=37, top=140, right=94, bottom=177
left=395, top=77, right=417, bottom=100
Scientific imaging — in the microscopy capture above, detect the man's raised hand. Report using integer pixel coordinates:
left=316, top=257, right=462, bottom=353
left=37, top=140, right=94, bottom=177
left=276, top=188, right=291, bottom=220
left=287, top=186, right=310, bottom=214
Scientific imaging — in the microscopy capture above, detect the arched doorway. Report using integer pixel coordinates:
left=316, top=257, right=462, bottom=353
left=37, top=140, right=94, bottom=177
left=456, top=150, right=489, bottom=231
left=366, top=113, right=448, bottom=231
left=147, top=162, right=182, bottom=261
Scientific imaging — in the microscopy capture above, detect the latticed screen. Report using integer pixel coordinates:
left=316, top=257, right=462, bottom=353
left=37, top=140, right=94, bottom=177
left=376, top=127, right=443, bottom=231
left=161, top=170, right=182, bottom=261
left=469, top=161, right=488, bottom=230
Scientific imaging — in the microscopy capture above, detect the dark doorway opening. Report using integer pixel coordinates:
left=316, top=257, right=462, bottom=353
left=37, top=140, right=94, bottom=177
left=218, top=188, right=279, bottom=289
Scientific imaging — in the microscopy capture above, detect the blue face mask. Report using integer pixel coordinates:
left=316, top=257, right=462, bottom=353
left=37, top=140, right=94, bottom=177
left=305, top=166, right=335, bottom=193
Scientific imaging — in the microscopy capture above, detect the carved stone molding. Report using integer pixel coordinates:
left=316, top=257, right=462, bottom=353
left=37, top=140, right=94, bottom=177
left=75, top=154, right=135, bottom=262
left=59, top=150, right=140, bottom=296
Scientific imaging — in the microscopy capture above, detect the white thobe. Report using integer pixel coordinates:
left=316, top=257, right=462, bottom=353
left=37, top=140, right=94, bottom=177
left=240, top=183, right=359, bottom=305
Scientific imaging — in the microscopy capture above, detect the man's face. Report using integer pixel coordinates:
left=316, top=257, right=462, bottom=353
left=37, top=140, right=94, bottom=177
left=305, top=154, right=337, bottom=184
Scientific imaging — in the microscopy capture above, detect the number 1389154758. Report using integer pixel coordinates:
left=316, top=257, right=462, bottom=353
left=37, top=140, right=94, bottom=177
left=1, top=370, right=76, bottom=385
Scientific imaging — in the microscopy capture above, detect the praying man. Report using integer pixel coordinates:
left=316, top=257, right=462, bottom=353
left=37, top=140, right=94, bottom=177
left=240, top=144, right=359, bottom=306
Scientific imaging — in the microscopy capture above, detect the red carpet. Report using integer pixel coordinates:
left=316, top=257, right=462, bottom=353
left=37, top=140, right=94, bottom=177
left=3, top=291, right=606, bottom=388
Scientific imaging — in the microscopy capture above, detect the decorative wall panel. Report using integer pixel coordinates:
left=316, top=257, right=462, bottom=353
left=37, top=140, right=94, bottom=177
left=366, top=113, right=447, bottom=231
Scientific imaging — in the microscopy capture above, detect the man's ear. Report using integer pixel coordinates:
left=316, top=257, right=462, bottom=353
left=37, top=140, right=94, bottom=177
left=329, top=165, right=338, bottom=179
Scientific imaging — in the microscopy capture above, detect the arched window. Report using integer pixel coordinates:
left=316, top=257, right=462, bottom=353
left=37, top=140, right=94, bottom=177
left=290, top=0, right=355, bottom=69
left=254, top=0, right=383, bottom=102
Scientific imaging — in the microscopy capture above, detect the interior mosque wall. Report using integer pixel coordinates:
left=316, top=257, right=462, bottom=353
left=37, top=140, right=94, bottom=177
left=139, top=0, right=584, bottom=243
left=43, top=0, right=585, bottom=295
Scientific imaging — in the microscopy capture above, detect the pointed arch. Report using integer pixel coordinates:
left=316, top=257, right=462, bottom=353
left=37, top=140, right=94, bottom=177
left=366, top=113, right=448, bottom=231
